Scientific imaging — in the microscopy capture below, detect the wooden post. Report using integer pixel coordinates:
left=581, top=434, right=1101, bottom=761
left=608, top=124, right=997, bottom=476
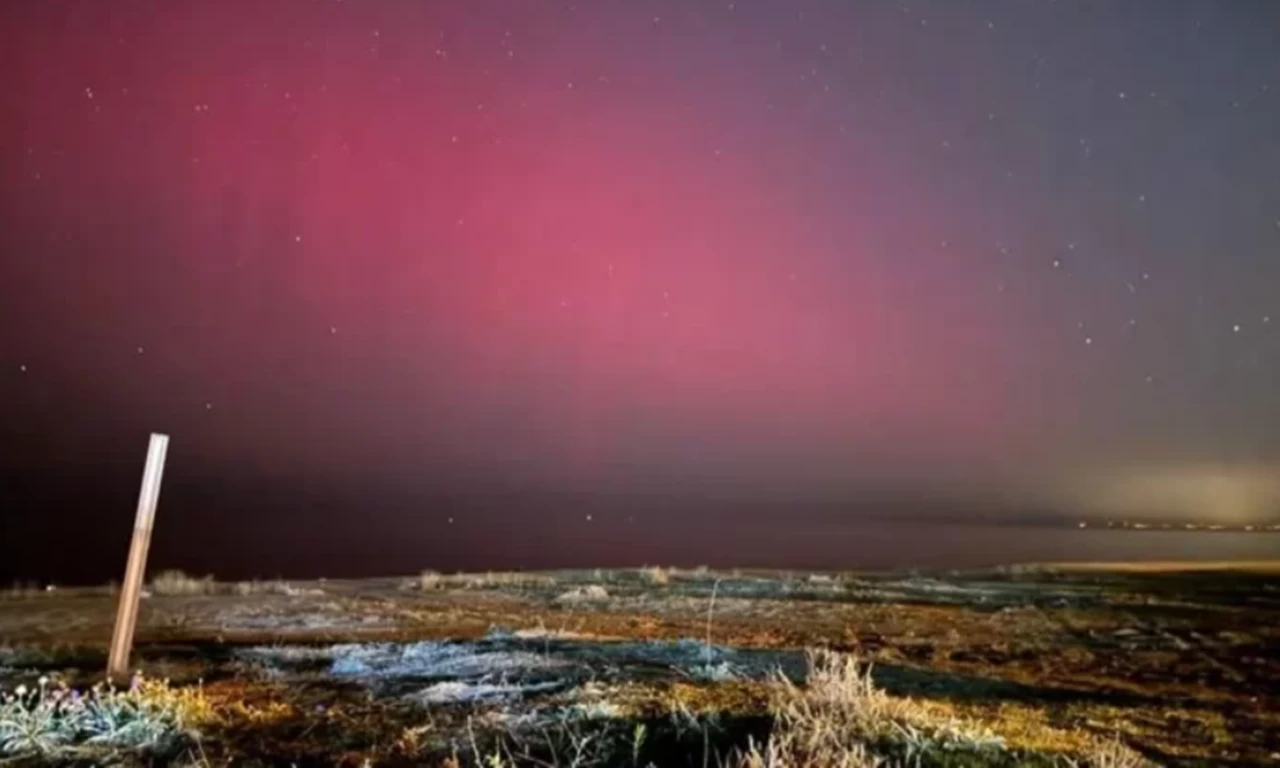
left=107, top=433, right=169, bottom=685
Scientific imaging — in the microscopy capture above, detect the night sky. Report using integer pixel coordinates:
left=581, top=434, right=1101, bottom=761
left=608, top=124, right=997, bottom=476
left=3, top=1, right=1280, bottom=581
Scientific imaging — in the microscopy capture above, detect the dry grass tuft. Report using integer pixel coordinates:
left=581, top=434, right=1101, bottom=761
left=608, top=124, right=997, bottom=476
left=639, top=566, right=670, bottom=586
left=463, top=571, right=555, bottom=589
left=1076, top=737, right=1156, bottom=768
left=232, top=579, right=307, bottom=597
left=3, top=582, right=46, bottom=600
left=738, top=649, right=1158, bottom=768
left=419, top=570, right=443, bottom=591
left=150, top=570, right=216, bottom=597
left=415, top=570, right=555, bottom=591
left=742, top=649, right=1005, bottom=766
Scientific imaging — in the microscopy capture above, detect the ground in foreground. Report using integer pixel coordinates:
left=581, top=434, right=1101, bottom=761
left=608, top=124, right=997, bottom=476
left=2, top=563, right=1278, bottom=766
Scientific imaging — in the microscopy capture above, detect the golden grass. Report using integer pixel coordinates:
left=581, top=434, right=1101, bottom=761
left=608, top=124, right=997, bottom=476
left=739, top=649, right=1156, bottom=768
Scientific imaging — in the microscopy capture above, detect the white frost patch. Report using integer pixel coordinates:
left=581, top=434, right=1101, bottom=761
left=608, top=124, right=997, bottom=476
left=611, top=637, right=731, bottom=666
left=330, top=641, right=563, bottom=680
left=217, top=605, right=392, bottom=631
left=238, top=645, right=336, bottom=664
left=411, top=679, right=562, bottom=704
left=689, top=661, right=739, bottom=681
left=882, top=579, right=1006, bottom=597
left=513, top=627, right=591, bottom=640
left=562, top=700, right=624, bottom=720
left=554, top=585, right=610, bottom=603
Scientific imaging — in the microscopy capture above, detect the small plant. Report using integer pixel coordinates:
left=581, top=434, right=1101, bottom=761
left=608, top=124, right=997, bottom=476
left=0, top=674, right=212, bottom=759
left=150, top=570, right=216, bottom=597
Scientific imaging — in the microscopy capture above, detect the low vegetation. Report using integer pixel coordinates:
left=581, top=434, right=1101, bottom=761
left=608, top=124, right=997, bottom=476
left=0, top=675, right=211, bottom=761
left=741, top=650, right=1154, bottom=768
left=639, top=566, right=671, bottom=586
left=419, top=570, right=557, bottom=591
left=150, top=570, right=216, bottom=597
left=1, top=564, right=1274, bottom=764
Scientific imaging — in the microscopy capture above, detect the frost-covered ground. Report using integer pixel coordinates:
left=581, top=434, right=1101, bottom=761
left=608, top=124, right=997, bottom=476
left=236, top=633, right=803, bottom=706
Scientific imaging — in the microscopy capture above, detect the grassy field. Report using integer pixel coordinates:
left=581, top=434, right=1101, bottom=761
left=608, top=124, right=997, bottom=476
left=2, top=563, right=1278, bottom=766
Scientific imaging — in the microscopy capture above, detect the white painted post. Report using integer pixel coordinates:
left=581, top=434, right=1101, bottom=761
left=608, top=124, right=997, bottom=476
left=107, top=433, right=169, bottom=684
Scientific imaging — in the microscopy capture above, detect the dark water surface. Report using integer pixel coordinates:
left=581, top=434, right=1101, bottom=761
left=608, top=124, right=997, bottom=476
left=164, top=520, right=1280, bottom=582
left=11, top=492, right=1280, bottom=583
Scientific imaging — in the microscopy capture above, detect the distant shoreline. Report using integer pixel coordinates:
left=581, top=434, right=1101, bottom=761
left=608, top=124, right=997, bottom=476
left=1074, top=521, right=1280, bottom=533
left=1021, top=560, right=1280, bottom=573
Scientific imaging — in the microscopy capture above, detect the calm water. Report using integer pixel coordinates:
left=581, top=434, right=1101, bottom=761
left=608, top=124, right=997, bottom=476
left=561, top=521, right=1280, bottom=572
left=729, top=524, right=1280, bottom=571
left=16, top=512, right=1280, bottom=583
left=339, top=522, right=1280, bottom=577
left=348, top=520, right=1280, bottom=576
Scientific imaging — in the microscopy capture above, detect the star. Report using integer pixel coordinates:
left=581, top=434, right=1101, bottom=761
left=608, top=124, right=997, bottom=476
left=136, top=346, right=145, bottom=354
left=1232, top=323, right=1242, bottom=333
left=205, top=402, right=213, bottom=410
left=1084, top=336, right=1093, bottom=345
left=18, top=364, right=26, bottom=373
